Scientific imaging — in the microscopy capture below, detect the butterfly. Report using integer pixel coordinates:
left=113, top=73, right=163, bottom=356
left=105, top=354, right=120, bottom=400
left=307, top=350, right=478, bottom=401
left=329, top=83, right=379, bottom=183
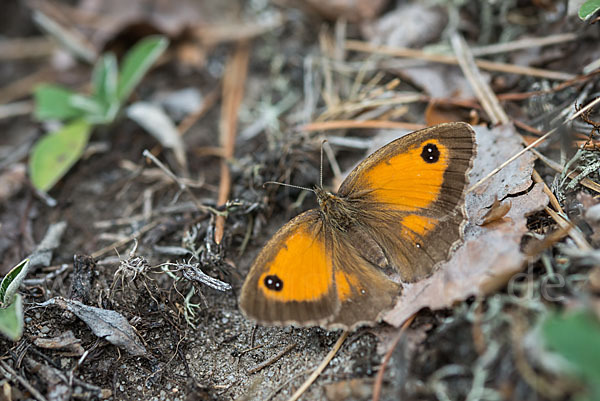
left=239, top=122, right=476, bottom=330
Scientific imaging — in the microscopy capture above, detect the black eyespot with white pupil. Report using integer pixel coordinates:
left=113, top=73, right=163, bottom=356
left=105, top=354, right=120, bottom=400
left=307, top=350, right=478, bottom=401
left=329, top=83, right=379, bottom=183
left=421, top=143, right=439, bottom=163
left=264, top=275, right=283, bottom=291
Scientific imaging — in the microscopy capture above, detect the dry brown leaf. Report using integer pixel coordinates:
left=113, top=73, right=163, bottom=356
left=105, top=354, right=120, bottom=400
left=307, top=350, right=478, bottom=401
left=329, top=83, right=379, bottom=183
left=0, top=163, right=26, bottom=202
left=479, top=197, right=512, bottom=226
left=39, top=297, right=147, bottom=356
left=324, top=378, right=373, bottom=401
left=33, top=330, right=85, bottom=355
left=304, top=0, right=389, bottom=22
left=384, top=124, right=548, bottom=327
left=361, top=3, right=446, bottom=48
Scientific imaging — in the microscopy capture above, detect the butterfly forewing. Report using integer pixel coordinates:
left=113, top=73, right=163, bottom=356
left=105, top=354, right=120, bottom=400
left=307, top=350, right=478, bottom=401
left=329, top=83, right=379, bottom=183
left=337, top=122, right=476, bottom=282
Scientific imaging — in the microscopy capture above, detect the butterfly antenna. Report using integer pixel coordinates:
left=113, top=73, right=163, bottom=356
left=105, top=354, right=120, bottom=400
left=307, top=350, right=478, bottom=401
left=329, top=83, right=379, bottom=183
left=263, top=181, right=316, bottom=194
left=320, top=139, right=327, bottom=189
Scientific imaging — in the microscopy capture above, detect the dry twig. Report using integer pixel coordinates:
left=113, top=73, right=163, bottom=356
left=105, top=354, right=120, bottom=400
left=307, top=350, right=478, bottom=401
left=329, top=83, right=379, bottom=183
left=286, top=330, right=349, bottom=401
left=214, top=41, right=250, bottom=244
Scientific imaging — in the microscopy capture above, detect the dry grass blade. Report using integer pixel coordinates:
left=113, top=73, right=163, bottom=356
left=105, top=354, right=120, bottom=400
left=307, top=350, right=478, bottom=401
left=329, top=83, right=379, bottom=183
left=300, top=120, right=425, bottom=132
left=372, top=315, right=415, bottom=401
left=451, top=33, right=509, bottom=125
left=469, top=32, right=578, bottom=56
left=215, top=41, right=250, bottom=244
left=0, top=36, right=55, bottom=60
left=545, top=207, right=592, bottom=251
left=469, top=96, right=600, bottom=193
left=247, top=343, right=297, bottom=374
left=345, top=40, right=575, bottom=81
left=286, top=330, right=349, bottom=401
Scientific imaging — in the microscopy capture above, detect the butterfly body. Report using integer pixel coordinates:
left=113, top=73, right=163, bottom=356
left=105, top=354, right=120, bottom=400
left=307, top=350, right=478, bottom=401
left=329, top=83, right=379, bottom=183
left=240, top=122, right=476, bottom=329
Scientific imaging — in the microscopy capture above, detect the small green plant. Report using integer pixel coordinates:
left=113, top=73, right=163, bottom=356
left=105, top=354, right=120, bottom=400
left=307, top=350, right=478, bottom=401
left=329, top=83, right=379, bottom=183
left=30, top=36, right=169, bottom=192
left=542, top=309, right=600, bottom=401
left=0, top=259, right=30, bottom=340
left=579, top=0, right=600, bottom=20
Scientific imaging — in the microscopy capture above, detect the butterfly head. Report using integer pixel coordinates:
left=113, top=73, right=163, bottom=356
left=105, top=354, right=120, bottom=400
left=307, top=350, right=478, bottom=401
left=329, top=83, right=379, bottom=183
left=314, top=186, right=357, bottom=231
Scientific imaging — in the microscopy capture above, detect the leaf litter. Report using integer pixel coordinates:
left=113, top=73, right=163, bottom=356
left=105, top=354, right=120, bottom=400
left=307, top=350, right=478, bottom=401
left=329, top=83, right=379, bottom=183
left=2, top=0, right=600, bottom=400
left=38, top=297, right=147, bottom=356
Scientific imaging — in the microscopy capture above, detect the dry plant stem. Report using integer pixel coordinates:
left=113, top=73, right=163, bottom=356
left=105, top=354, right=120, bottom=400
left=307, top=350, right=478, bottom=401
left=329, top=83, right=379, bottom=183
left=372, top=315, right=415, bottom=401
left=178, top=85, right=221, bottom=135
left=0, top=360, right=49, bottom=401
left=286, top=330, right=349, bottom=401
left=469, top=33, right=578, bottom=57
left=90, top=220, right=161, bottom=259
left=301, top=120, right=425, bottom=132
left=0, top=36, right=55, bottom=60
left=545, top=207, right=592, bottom=250
left=451, top=33, right=509, bottom=125
left=469, top=96, right=600, bottom=193
left=142, top=150, right=213, bottom=214
left=247, top=342, right=297, bottom=374
left=468, top=128, right=556, bottom=193
left=214, top=41, right=250, bottom=244
left=345, top=40, right=575, bottom=81
left=0, top=65, right=54, bottom=104
left=532, top=169, right=563, bottom=213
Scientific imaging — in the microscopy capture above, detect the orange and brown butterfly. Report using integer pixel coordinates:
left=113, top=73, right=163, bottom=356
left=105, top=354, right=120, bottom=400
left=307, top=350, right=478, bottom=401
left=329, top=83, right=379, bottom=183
left=239, top=122, right=476, bottom=330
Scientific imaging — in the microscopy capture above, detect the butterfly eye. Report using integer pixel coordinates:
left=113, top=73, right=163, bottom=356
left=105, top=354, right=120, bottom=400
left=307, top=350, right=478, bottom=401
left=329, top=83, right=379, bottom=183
left=264, top=275, right=284, bottom=291
left=421, top=143, right=440, bottom=163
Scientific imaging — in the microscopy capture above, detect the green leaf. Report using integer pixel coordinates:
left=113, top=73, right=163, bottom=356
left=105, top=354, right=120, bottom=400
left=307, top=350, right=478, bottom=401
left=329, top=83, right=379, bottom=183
left=579, top=0, right=600, bottom=20
left=34, top=84, right=88, bottom=121
left=0, top=259, right=30, bottom=307
left=92, top=53, right=119, bottom=105
left=117, top=36, right=169, bottom=102
left=542, top=310, right=600, bottom=400
left=0, top=294, right=23, bottom=341
left=29, top=119, right=92, bottom=192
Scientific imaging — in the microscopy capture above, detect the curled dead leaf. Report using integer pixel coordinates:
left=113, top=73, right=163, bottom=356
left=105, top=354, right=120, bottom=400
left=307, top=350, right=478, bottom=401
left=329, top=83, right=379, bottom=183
left=479, top=197, right=512, bottom=226
left=39, top=297, right=147, bottom=356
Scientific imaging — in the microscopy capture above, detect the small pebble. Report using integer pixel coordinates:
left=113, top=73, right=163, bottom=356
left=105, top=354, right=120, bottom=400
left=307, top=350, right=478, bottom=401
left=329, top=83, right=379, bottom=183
left=40, top=326, right=50, bottom=334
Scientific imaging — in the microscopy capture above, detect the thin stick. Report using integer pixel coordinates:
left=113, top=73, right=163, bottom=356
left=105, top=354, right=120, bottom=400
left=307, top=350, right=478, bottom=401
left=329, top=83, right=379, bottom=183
left=0, top=360, right=49, bottom=401
left=90, top=220, right=160, bottom=259
left=372, top=315, right=415, bottom=401
left=532, top=169, right=563, bottom=213
left=214, top=41, right=250, bottom=244
left=451, top=33, right=509, bottom=125
left=468, top=96, right=600, bottom=193
left=142, top=150, right=214, bottom=215
left=545, top=207, right=592, bottom=250
left=467, top=128, right=556, bottom=193
left=247, top=342, right=297, bottom=374
left=300, top=120, right=425, bottom=132
left=469, top=33, right=578, bottom=57
left=286, top=330, right=349, bottom=401
left=178, top=85, right=221, bottom=136
left=345, top=40, right=575, bottom=81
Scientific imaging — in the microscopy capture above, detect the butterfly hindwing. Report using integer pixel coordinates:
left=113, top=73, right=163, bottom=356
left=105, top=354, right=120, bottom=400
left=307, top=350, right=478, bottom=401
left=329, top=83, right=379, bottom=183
left=239, top=210, right=340, bottom=326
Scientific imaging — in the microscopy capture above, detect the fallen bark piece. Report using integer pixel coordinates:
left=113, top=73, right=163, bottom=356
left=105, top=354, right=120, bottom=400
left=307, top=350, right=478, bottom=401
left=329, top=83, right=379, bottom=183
left=39, top=297, right=147, bottom=356
left=34, top=330, right=85, bottom=355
